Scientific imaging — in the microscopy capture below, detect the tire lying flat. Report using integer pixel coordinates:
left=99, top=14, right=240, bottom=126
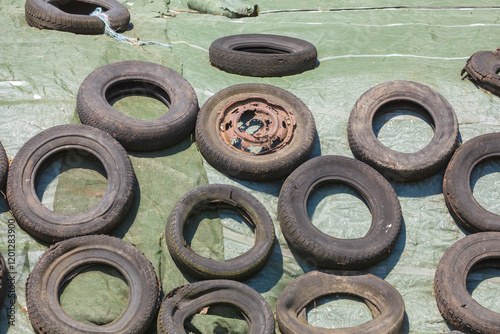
left=77, top=61, right=199, bottom=151
left=7, top=124, right=135, bottom=243
left=462, top=50, right=500, bottom=96
left=348, top=80, right=459, bottom=182
left=209, top=34, right=318, bottom=77
left=26, top=235, right=160, bottom=334
left=278, top=155, right=402, bottom=269
left=276, top=271, right=405, bottom=334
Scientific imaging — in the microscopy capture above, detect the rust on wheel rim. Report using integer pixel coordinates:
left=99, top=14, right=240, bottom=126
left=217, top=97, right=296, bottom=155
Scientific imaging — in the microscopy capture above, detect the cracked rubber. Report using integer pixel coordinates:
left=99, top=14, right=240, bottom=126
left=25, top=0, right=130, bottom=34
left=348, top=80, right=459, bottom=182
left=7, top=124, right=135, bottom=243
left=434, top=232, right=500, bottom=334
left=77, top=61, right=199, bottom=151
left=166, top=184, right=275, bottom=281
left=158, top=280, right=274, bottom=334
left=0, top=141, right=8, bottom=191
left=26, top=235, right=160, bottom=334
left=209, top=34, right=318, bottom=77
left=278, top=155, right=402, bottom=270
left=276, top=270, right=405, bottom=334
left=462, top=50, right=500, bottom=96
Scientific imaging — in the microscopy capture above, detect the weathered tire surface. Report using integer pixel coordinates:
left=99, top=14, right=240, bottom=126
left=26, top=235, right=160, bottom=334
left=434, top=232, right=500, bottom=334
left=348, top=80, right=459, bottom=182
left=209, top=34, right=318, bottom=77
left=444, top=133, right=500, bottom=232
left=0, top=252, right=7, bottom=308
left=0, top=142, right=8, bottom=191
left=195, top=83, right=316, bottom=181
left=25, top=0, right=130, bottom=34
left=7, top=124, right=135, bottom=243
left=276, top=271, right=405, bottom=334
left=77, top=61, right=199, bottom=151
left=166, top=184, right=275, bottom=281
left=158, top=280, right=274, bottom=334
left=278, top=155, right=402, bottom=269
left=462, top=50, right=500, bottom=96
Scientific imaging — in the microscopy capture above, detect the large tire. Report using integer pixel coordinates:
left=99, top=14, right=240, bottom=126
left=25, top=0, right=130, bottom=34
left=158, top=280, right=274, bottom=334
left=26, top=235, right=160, bottom=334
left=348, top=80, right=459, bottom=182
left=276, top=271, right=405, bottom=334
left=7, top=124, right=135, bottom=243
left=434, top=232, right=500, bottom=334
left=461, top=50, right=500, bottom=96
left=195, top=83, right=316, bottom=181
left=0, top=142, right=8, bottom=191
left=77, top=61, right=199, bottom=151
left=166, top=184, right=275, bottom=281
left=444, top=133, right=500, bottom=232
left=209, top=34, right=318, bottom=77
left=278, top=155, right=402, bottom=269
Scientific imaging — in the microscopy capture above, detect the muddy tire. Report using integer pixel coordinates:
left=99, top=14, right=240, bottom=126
left=195, top=83, right=316, bottom=181
left=462, top=50, right=500, bottom=96
left=276, top=271, right=405, bottom=334
left=26, top=235, right=160, bottom=334
left=348, top=80, right=459, bottom=182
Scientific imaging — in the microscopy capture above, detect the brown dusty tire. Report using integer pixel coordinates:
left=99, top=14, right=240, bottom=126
left=26, top=235, right=160, bottom=334
left=434, top=232, right=500, bottom=334
left=165, top=184, right=275, bottom=281
left=157, top=280, right=274, bottom=334
left=276, top=271, right=405, bottom=334
left=6, top=124, right=135, bottom=243
left=461, top=50, right=500, bottom=96
left=195, top=83, right=316, bottom=181
left=278, top=155, right=402, bottom=270
left=77, top=61, right=199, bottom=151
left=209, top=34, right=318, bottom=77
left=348, top=80, right=459, bottom=182
left=0, top=142, right=8, bottom=191
left=25, top=0, right=130, bottom=34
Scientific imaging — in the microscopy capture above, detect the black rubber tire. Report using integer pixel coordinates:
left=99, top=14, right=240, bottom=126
left=209, top=34, right=318, bottom=77
left=166, top=184, right=275, bottom=281
left=0, top=252, right=7, bottom=308
left=26, top=235, right=160, bottom=334
left=462, top=50, right=500, bottom=96
left=195, top=83, right=316, bottom=181
left=278, top=155, right=402, bottom=269
left=77, top=61, right=199, bottom=152
left=0, top=141, right=8, bottom=191
left=157, top=280, right=274, bottom=334
left=348, top=80, right=459, bottom=182
left=434, top=232, right=500, bottom=334
left=276, top=270, right=405, bottom=334
left=25, top=0, right=130, bottom=34
left=6, top=124, right=135, bottom=243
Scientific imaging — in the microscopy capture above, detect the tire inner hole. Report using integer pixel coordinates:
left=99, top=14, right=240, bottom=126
left=470, top=157, right=500, bottom=215
left=466, top=259, right=500, bottom=313
left=185, top=303, right=248, bottom=333
left=305, top=294, right=373, bottom=329
left=184, top=204, right=255, bottom=261
left=58, top=264, right=129, bottom=326
left=307, top=182, right=371, bottom=239
left=47, top=0, right=108, bottom=15
left=232, top=45, right=291, bottom=54
left=372, top=100, right=435, bottom=154
left=106, top=79, right=171, bottom=121
left=35, top=149, right=107, bottom=215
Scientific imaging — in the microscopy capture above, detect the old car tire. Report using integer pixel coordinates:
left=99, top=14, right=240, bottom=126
left=462, top=50, right=500, bottom=96
left=0, top=142, right=8, bottom=190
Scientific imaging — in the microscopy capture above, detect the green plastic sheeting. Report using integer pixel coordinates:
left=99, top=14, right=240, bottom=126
left=187, top=0, right=258, bottom=18
left=1, top=0, right=500, bottom=333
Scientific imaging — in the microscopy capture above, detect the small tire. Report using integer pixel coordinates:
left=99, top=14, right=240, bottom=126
left=348, top=80, right=459, bottom=182
left=209, top=34, right=318, bottom=77
left=0, top=142, right=8, bottom=191
left=77, top=61, right=199, bottom=151
left=7, top=124, right=135, bottom=243
left=25, top=0, right=130, bottom=34
left=278, top=155, right=402, bottom=269
left=158, top=280, right=274, bottom=334
left=276, top=271, right=405, bottom=334
left=26, top=235, right=160, bottom=334
left=195, top=83, right=316, bottom=181
left=165, top=184, right=275, bottom=281
left=434, top=232, right=500, bottom=334
left=462, top=50, right=500, bottom=96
